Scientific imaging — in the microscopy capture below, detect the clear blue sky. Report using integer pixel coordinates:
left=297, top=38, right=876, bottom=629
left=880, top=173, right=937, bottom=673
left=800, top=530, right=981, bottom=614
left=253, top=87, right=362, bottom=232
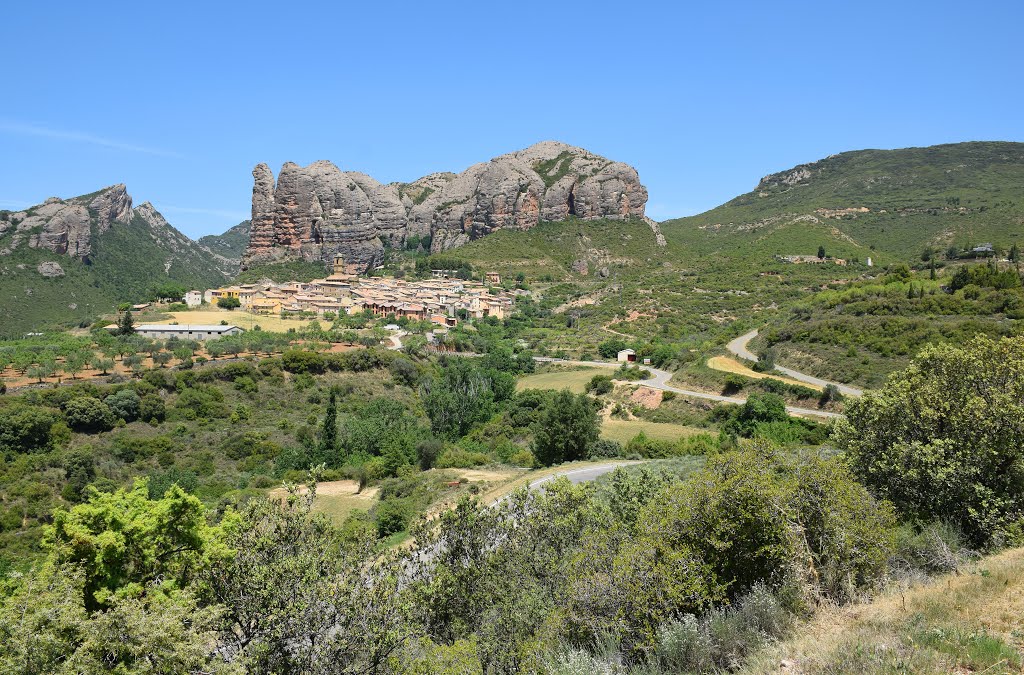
left=3, top=1, right=1023, bottom=238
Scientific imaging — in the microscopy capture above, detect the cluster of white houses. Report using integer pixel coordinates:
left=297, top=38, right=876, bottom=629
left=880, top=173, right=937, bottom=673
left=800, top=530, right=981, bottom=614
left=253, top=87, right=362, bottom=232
left=186, top=257, right=515, bottom=328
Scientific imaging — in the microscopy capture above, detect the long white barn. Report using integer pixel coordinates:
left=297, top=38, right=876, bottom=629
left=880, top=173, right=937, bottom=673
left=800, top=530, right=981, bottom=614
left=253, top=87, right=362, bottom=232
left=134, top=324, right=243, bottom=340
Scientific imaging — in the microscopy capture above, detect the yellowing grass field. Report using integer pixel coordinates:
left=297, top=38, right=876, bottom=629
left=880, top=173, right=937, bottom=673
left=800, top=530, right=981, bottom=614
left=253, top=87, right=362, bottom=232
left=151, top=309, right=319, bottom=333
left=707, top=355, right=823, bottom=391
left=269, top=480, right=379, bottom=525
left=516, top=367, right=602, bottom=393
left=601, top=418, right=706, bottom=444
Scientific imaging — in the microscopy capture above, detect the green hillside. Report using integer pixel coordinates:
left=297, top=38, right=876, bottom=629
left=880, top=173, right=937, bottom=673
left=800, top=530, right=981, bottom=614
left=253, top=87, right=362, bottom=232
left=432, top=143, right=1024, bottom=383
left=0, top=194, right=229, bottom=337
left=434, top=217, right=866, bottom=356
left=661, top=141, right=1024, bottom=262
left=199, top=220, right=250, bottom=262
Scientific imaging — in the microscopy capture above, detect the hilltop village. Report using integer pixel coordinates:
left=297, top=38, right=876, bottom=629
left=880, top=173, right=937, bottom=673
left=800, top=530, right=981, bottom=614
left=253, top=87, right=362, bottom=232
left=191, top=256, right=515, bottom=327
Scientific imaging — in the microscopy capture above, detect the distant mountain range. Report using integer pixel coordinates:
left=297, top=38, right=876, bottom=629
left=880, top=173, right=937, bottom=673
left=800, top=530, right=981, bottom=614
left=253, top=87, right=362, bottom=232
left=199, top=220, right=250, bottom=263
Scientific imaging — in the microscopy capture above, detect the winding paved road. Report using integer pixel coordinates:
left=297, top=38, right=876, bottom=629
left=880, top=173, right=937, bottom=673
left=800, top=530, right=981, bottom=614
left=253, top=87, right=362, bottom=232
left=526, top=463, right=633, bottom=489
left=727, top=330, right=863, bottom=397
left=534, top=357, right=842, bottom=419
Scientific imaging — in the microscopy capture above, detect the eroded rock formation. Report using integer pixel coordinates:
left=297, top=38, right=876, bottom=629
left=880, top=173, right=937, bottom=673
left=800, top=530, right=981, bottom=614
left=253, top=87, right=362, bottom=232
left=242, top=141, right=648, bottom=273
left=1, top=185, right=133, bottom=260
left=0, top=185, right=235, bottom=278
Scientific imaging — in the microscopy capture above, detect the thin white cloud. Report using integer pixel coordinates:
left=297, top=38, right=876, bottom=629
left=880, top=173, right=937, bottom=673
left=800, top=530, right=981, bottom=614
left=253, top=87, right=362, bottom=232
left=0, top=199, right=32, bottom=209
left=154, top=204, right=249, bottom=221
left=0, top=120, right=183, bottom=158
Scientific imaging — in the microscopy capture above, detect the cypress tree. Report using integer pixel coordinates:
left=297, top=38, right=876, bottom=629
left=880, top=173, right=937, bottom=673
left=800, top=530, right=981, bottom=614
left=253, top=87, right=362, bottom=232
left=118, top=311, right=135, bottom=336
left=318, top=390, right=338, bottom=461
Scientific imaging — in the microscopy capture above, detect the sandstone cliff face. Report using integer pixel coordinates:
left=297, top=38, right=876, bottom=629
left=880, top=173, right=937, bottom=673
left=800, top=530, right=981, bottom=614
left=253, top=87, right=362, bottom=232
left=243, top=141, right=648, bottom=273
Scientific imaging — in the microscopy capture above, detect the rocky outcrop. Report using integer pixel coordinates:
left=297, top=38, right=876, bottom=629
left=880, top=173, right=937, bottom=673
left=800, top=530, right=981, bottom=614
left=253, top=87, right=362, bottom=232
left=36, top=261, right=65, bottom=277
left=243, top=141, right=648, bottom=273
left=0, top=185, right=234, bottom=278
left=2, top=184, right=133, bottom=260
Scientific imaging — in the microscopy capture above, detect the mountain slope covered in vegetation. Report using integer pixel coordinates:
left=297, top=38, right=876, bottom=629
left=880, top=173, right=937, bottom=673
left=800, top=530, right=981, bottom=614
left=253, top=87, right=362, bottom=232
left=661, top=141, right=1024, bottom=262
left=199, top=220, right=250, bottom=263
left=0, top=188, right=230, bottom=336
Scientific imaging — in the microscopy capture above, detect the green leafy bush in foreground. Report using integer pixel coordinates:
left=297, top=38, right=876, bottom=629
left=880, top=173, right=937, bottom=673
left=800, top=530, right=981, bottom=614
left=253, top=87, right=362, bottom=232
left=835, top=334, right=1024, bottom=548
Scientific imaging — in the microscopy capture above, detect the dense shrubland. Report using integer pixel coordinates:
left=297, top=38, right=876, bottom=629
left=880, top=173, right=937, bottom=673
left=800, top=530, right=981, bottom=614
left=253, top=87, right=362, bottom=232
left=757, top=262, right=1024, bottom=387
left=0, top=446, right=896, bottom=674
left=2, top=317, right=1023, bottom=672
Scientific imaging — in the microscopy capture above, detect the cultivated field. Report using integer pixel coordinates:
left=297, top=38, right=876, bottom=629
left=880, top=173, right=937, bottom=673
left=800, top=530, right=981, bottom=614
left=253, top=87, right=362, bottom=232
left=269, top=480, right=379, bottom=525
left=152, top=309, right=319, bottom=332
left=516, top=367, right=601, bottom=393
left=707, top=355, right=823, bottom=391
left=601, top=418, right=706, bottom=444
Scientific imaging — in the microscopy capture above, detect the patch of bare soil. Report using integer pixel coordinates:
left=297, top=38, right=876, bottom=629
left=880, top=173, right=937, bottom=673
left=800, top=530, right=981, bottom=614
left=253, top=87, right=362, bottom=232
left=269, top=480, right=379, bottom=501
left=629, top=386, right=663, bottom=409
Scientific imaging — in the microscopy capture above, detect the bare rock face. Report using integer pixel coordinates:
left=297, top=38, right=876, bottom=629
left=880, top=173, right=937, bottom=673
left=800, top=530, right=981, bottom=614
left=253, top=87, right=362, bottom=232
left=6, top=184, right=134, bottom=260
left=37, top=261, right=65, bottom=277
left=88, top=184, right=133, bottom=234
left=242, top=141, right=648, bottom=273
left=1, top=185, right=234, bottom=278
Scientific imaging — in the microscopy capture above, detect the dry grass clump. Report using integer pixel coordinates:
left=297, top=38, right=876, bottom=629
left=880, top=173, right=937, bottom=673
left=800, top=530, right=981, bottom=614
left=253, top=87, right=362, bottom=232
left=741, top=546, right=1024, bottom=674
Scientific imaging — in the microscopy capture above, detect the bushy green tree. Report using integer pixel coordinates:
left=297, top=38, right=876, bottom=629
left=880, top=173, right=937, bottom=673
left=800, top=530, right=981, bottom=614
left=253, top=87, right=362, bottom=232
left=421, top=359, right=514, bottom=440
left=117, top=310, right=135, bottom=336
left=47, top=479, right=232, bottom=610
left=139, top=393, right=166, bottom=423
left=317, top=389, right=338, bottom=462
left=533, top=390, right=600, bottom=466
left=207, top=478, right=409, bottom=673
left=597, top=338, right=629, bottom=359
left=0, top=404, right=61, bottom=455
left=61, top=448, right=96, bottom=503
left=0, top=563, right=234, bottom=675
left=948, top=263, right=1021, bottom=292
left=835, top=335, right=1024, bottom=547
left=90, top=354, right=114, bottom=375
left=723, top=392, right=788, bottom=437
left=105, top=388, right=142, bottom=422
left=586, top=374, right=613, bottom=395
left=560, top=449, right=894, bottom=654
left=63, top=396, right=116, bottom=433
left=338, top=397, right=425, bottom=476
left=411, top=479, right=606, bottom=672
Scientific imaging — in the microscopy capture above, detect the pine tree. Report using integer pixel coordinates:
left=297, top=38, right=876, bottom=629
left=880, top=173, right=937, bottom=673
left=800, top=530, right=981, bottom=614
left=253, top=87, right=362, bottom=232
left=118, top=311, right=135, bottom=336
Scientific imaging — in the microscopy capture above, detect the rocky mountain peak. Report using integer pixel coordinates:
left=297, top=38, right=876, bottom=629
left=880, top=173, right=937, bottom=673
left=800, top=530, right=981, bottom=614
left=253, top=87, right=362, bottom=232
left=1, top=183, right=132, bottom=259
left=242, top=142, right=647, bottom=274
